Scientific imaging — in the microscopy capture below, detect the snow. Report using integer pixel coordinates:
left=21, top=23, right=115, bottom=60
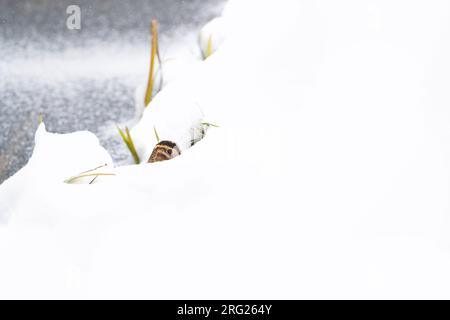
left=2, top=0, right=450, bottom=298
left=0, top=0, right=225, bottom=183
left=132, top=81, right=206, bottom=160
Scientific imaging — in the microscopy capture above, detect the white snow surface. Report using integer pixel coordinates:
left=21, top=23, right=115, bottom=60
left=2, top=0, right=450, bottom=298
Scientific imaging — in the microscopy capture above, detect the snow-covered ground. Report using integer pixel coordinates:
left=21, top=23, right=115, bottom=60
left=0, top=0, right=225, bottom=183
left=2, top=0, right=450, bottom=298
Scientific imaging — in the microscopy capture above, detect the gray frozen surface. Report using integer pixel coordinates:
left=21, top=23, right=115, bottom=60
left=0, top=0, right=225, bottom=183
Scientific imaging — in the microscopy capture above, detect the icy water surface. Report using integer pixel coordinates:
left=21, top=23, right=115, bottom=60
left=0, top=0, right=225, bottom=183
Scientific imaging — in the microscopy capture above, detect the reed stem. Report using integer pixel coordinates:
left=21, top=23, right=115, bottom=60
left=144, top=20, right=159, bottom=107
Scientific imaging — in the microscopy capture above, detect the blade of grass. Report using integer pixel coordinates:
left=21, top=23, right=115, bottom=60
left=205, top=34, right=213, bottom=59
left=65, top=172, right=116, bottom=184
left=117, top=126, right=141, bottom=164
left=125, top=127, right=141, bottom=164
left=201, top=122, right=220, bottom=127
left=144, top=19, right=159, bottom=107
left=153, top=126, right=160, bottom=143
left=117, top=126, right=128, bottom=144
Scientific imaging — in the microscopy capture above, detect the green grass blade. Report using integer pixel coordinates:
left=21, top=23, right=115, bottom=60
left=205, top=35, right=213, bottom=59
left=125, top=127, right=141, bottom=164
left=117, top=126, right=141, bottom=164
left=153, top=126, right=160, bottom=142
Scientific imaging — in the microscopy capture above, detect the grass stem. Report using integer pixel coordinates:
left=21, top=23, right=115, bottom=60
left=144, top=20, right=159, bottom=107
left=201, top=122, right=220, bottom=127
left=64, top=172, right=116, bottom=184
left=205, top=35, right=213, bottom=59
left=153, top=126, right=160, bottom=143
left=118, top=126, right=141, bottom=164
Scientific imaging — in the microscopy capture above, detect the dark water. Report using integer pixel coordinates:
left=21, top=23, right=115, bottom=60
left=0, top=0, right=225, bottom=183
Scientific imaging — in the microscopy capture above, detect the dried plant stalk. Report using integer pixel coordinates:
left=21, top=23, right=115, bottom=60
left=65, top=172, right=115, bottom=184
left=144, top=19, right=159, bottom=107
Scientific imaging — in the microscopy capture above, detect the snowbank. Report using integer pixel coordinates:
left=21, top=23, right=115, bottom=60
left=1, top=0, right=450, bottom=298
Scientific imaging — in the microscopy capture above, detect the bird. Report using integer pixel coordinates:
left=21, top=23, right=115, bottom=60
left=148, top=140, right=181, bottom=163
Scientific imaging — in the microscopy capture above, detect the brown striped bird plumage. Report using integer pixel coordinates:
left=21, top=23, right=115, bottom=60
left=148, top=140, right=181, bottom=163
